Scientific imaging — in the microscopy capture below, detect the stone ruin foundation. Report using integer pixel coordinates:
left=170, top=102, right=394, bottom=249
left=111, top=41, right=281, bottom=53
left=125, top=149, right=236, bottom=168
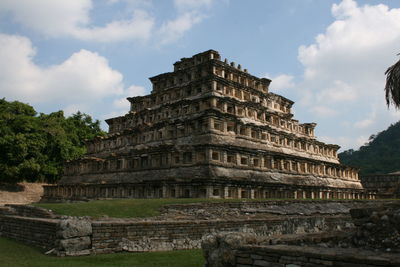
left=2, top=199, right=399, bottom=266
left=41, top=50, right=372, bottom=202
left=202, top=201, right=400, bottom=267
left=0, top=200, right=384, bottom=257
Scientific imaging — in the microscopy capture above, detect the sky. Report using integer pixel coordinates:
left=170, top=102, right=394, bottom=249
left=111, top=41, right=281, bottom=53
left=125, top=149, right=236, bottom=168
left=1, top=0, right=400, bottom=151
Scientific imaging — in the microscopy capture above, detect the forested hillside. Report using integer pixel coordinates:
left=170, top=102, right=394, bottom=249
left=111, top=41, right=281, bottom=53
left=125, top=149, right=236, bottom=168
left=339, top=121, right=400, bottom=175
left=0, top=98, right=105, bottom=184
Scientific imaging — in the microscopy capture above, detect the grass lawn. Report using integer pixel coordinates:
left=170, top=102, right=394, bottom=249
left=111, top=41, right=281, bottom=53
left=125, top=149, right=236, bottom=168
left=0, top=237, right=204, bottom=267
left=34, top=198, right=261, bottom=218
left=33, top=197, right=369, bottom=218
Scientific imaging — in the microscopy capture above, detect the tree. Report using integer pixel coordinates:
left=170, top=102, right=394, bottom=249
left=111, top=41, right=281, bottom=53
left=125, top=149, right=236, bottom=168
left=0, top=98, right=105, bottom=184
left=385, top=55, right=400, bottom=108
left=0, top=99, right=46, bottom=183
left=38, top=111, right=105, bottom=183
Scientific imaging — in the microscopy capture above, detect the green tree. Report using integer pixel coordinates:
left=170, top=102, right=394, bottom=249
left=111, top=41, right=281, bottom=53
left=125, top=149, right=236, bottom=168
left=65, top=111, right=104, bottom=149
left=0, top=98, right=105, bottom=184
left=0, top=99, right=44, bottom=183
left=38, top=111, right=105, bottom=183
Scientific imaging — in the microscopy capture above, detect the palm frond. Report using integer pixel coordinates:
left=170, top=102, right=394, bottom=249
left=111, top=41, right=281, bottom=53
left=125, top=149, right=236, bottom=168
left=385, top=56, right=400, bottom=108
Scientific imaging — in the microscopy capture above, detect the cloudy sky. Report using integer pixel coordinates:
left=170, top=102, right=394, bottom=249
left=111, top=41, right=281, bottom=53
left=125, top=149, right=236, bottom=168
left=1, top=0, right=400, bottom=151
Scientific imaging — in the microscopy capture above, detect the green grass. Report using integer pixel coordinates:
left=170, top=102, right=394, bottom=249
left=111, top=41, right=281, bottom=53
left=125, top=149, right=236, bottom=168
left=34, top=198, right=257, bottom=218
left=34, top=197, right=376, bottom=218
left=0, top=237, right=204, bottom=267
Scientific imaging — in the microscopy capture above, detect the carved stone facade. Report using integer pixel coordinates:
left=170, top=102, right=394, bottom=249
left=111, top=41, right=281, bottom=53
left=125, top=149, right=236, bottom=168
left=361, top=172, right=400, bottom=198
left=42, top=50, right=371, bottom=201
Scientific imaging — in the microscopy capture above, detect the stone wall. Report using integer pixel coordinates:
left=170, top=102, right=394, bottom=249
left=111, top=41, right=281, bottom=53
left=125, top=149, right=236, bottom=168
left=0, top=205, right=58, bottom=249
left=349, top=202, right=400, bottom=251
left=202, top=201, right=400, bottom=267
left=0, top=214, right=93, bottom=256
left=4, top=201, right=395, bottom=257
left=0, top=201, right=357, bottom=256
left=161, top=200, right=369, bottom=216
left=0, top=216, right=58, bottom=250
left=202, top=232, right=400, bottom=267
left=234, top=244, right=400, bottom=267
left=0, top=204, right=56, bottom=218
left=91, top=215, right=351, bottom=254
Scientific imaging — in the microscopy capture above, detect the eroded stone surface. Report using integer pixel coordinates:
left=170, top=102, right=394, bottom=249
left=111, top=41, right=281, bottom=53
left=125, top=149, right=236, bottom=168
left=58, top=236, right=91, bottom=253
left=202, top=201, right=400, bottom=267
left=57, top=217, right=92, bottom=239
left=202, top=232, right=258, bottom=267
left=349, top=203, right=400, bottom=251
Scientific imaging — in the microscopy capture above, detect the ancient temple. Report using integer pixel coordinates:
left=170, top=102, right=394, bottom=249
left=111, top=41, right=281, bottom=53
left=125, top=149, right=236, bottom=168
left=42, top=50, right=372, bottom=201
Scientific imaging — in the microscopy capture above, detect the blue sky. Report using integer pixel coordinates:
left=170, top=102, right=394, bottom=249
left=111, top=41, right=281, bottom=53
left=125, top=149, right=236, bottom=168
left=1, top=0, right=400, bottom=151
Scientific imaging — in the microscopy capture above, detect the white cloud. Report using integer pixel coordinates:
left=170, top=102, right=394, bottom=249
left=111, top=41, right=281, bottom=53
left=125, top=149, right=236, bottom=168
left=315, top=80, right=356, bottom=103
left=158, top=12, right=205, bottom=45
left=319, top=135, right=368, bottom=151
left=72, top=10, right=154, bottom=42
left=107, top=0, right=149, bottom=6
left=174, top=0, right=212, bottom=11
left=112, top=85, right=146, bottom=112
left=356, top=135, right=369, bottom=147
left=158, top=0, right=214, bottom=46
left=319, top=136, right=351, bottom=147
left=354, top=118, right=373, bottom=129
left=0, top=34, right=122, bottom=102
left=388, top=108, right=400, bottom=120
left=354, top=110, right=377, bottom=129
left=64, top=103, right=90, bottom=117
left=0, top=33, right=145, bottom=117
left=298, top=0, right=400, bottom=95
left=310, top=106, right=337, bottom=118
left=290, top=0, right=400, bottom=150
left=268, top=74, right=295, bottom=92
left=0, top=0, right=91, bottom=37
left=102, top=85, right=146, bottom=121
left=0, top=0, right=154, bottom=42
left=0, top=0, right=216, bottom=44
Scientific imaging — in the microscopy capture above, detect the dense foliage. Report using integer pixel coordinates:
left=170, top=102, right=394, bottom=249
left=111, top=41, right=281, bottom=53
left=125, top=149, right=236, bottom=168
left=339, top=121, right=400, bottom=175
left=0, top=99, right=105, bottom=184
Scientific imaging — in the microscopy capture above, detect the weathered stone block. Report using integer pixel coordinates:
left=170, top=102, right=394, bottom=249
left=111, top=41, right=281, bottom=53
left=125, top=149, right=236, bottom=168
left=252, top=259, right=269, bottom=266
left=57, top=218, right=92, bottom=238
left=309, top=258, right=334, bottom=266
left=236, top=257, right=253, bottom=264
left=58, top=236, right=91, bottom=252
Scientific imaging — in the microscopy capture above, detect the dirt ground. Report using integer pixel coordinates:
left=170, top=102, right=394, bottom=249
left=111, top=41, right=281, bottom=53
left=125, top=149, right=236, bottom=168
left=0, top=183, right=45, bottom=205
